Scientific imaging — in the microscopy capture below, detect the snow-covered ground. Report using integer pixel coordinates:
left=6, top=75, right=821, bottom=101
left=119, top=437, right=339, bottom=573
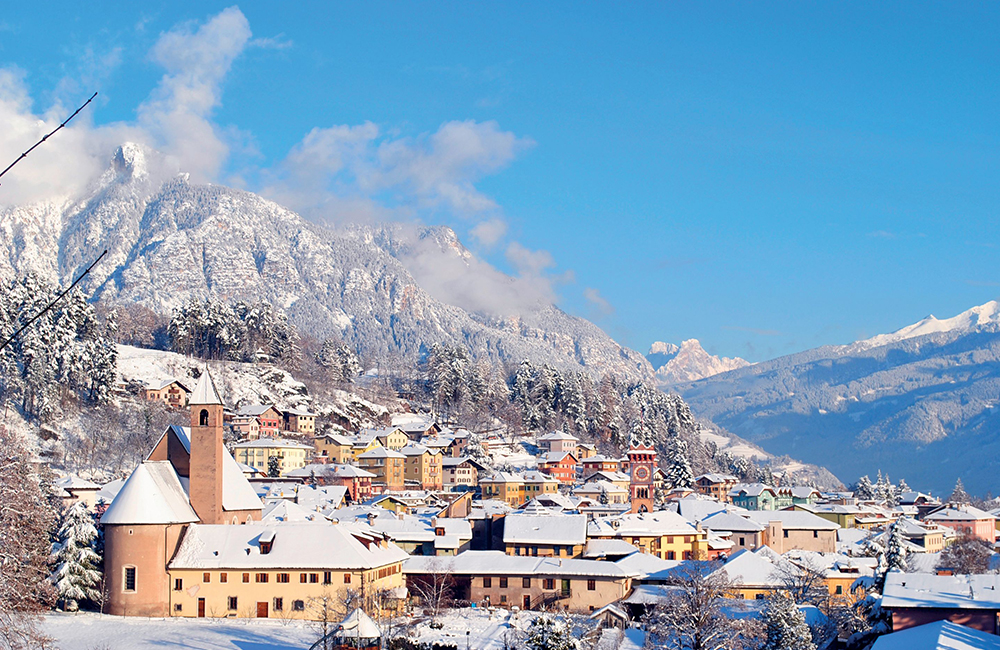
left=44, top=612, right=319, bottom=650
left=44, top=609, right=592, bottom=650
left=408, top=608, right=589, bottom=650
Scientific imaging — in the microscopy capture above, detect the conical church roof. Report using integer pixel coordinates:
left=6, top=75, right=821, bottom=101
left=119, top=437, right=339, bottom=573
left=190, top=369, right=223, bottom=406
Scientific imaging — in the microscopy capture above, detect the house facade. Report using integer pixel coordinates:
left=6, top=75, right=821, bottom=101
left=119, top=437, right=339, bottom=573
left=232, top=439, right=313, bottom=477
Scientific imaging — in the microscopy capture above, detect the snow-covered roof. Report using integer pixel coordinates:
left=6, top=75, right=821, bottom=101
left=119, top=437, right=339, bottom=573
left=232, top=438, right=313, bottom=450
left=671, top=497, right=734, bottom=522
left=743, top=510, right=840, bottom=530
left=169, top=523, right=408, bottom=570
left=260, top=500, right=326, bottom=524
left=538, top=451, right=576, bottom=463
left=283, top=407, right=317, bottom=417
left=357, top=447, right=405, bottom=459
left=286, top=463, right=376, bottom=479
left=700, top=511, right=766, bottom=533
left=101, top=462, right=200, bottom=525
left=715, top=549, right=789, bottom=588
left=503, top=513, right=587, bottom=545
left=925, top=505, right=994, bottom=522
left=695, top=473, right=738, bottom=483
left=582, top=470, right=631, bottom=483
left=870, top=620, right=1000, bottom=650
left=613, top=551, right=682, bottom=580
left=883, top=573, right=1000, bottom=610
left=729, top=483, right=777, bottom=497
left=571, top=481, right=628, bottom=496
left=145, top=378, right=191, bottom=392
left=588, top=510, right=701, bottom=537
left=190, top=370, right=223, bottom=406
left=400, top=443, right=435, bottom=457
left=237, top=404, right=277, bottom=416
left=96, top=478, right=126, bottom=504
left=55, top=475, right=100, bottom=491
left=335, top=608, right=381, bottom=640
left=537, top=431, right=579, bottom=442
left=583, top=539, right=641, bottom=559
left=404, top=551, right=629, bottom=579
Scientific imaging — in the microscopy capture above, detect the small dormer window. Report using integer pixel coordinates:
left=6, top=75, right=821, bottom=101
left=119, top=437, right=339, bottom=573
left=259, top=530, right=275, bottom=554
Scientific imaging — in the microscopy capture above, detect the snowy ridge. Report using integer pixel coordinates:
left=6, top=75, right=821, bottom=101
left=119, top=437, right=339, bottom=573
left=647, top=339, right=750, bottom=385
left=857, top=300, right=1000, bottom=350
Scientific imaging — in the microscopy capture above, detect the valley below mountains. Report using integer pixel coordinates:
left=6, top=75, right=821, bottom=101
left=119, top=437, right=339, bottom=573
left=675, top=302, right=1000, bottom=496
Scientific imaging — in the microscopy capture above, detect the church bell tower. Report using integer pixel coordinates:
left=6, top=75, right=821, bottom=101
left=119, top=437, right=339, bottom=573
left=189, top=370, right=225, bottom=524
left=628, top=442, right=657, bottom=514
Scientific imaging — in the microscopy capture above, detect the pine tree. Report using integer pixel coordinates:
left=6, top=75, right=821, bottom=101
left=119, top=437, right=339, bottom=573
left=855, top=475, right=875, bottom=500
left=896, top=478, right=910, bottom=495
left=663, top=433, right=694, bottom=490
left=524, top=614, right=578, bottom=650
left=949, top=478, right=971, bottom=504
left=874, top=470, right=888, bottom=502
left=50, top=502, right=102, bottom=611
left=267, top=456, right=281, bottom=478
left=761, top=592, right=815, bottom=650
left=884, top=519, right=909, bottom=576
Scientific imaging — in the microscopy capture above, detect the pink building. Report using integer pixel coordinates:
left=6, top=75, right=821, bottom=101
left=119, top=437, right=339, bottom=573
left=923, top=505, right=996, bottom=542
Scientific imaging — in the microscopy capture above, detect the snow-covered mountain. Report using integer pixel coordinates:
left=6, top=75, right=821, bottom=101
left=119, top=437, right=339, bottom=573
left=674, top=301, right=1000, bottom=496
left=647, top=339, right=750, bottom=385
left=0, top=144, right=653, bottom=380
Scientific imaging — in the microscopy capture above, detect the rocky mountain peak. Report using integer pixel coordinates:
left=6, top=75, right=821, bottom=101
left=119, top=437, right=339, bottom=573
left=647, top=338, right=750, bottom=385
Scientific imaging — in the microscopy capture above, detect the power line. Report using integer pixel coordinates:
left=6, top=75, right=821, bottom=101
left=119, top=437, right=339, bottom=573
left=0, top=91, right=98, bottom=184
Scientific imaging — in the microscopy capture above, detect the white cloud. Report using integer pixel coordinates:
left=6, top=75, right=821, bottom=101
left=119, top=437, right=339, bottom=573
left=584, top=287, right=614, bottom=315
left=470, top=217, right=508, bottom=248
left=136, top=6, right=252, bottom=181
left=506, top=241, right=555, bottom=277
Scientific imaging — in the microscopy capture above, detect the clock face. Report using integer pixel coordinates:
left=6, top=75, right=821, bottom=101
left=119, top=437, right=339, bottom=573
left=634, top=466, right=650, bottom=481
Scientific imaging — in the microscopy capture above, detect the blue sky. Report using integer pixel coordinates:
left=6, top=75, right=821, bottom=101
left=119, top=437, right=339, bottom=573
left=2, top=3, right=1000, bottom=361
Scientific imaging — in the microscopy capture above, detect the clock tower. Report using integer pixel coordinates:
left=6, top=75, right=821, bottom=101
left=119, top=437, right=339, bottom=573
left=628, top=442, right=657, bottom=514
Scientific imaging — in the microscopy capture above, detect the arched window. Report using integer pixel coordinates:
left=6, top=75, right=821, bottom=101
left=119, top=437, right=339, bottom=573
left=199, top=409, right=209, bottom=426
left=245, top=514, right=253, bottom=524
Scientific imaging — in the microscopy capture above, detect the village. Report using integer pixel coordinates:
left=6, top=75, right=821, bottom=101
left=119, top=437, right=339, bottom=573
left=43, top=368, right=1000, bottom=650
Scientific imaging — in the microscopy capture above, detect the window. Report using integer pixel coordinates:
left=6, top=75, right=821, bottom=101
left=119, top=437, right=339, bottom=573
left=277, top=573, right=289, bottom=583
left=309, top=573, right=319, bottom=583
left=324, top=571, right=332, bottom=585
left=783, top=530, right=789, bottom=538
left=256, top=573, right=269, bottom=583
left=739, top=538, right=745, bottom=546
left=499, top=578, right=508, bottom=589
left=243, top=573, right=250, bottom=583
left=124, top=567, right=136, bottom=592
left=344, top=574, right=351, bottom=584
left=522, top=578, right=531, bottom=588
left=543, top=579, right=554, bottom=590
left=220, top=572, right=228, bottom=583
left=199, top=409, right=209, bottom=426
left=755, top=594, right=765, bottom=600
left=174, top=604, right=182, bottom=612
left=274, top=597, right=284, bottom=611
left=813, top=530, right=819, bottom=538
left=483, top=577, right=492, bottom=588
left=835, top=585, right=843, bottom=595
left=228, top=597, right=238, bottom=610
left=203, top=573, right=211, bottom=583
left=293, top=600, right=305, bottom=611
left=300, top=573, right=308, bottom=583
left=500, top=595, right=507, bottom=603
left=587, top=580, right=596, bottom=591
left=666, top=551, right=675, bottom=560
left=174, top=578, right=183, bottom=591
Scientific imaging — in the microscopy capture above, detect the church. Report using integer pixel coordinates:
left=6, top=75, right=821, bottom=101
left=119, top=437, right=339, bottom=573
left=101, top=370, right=407, bottom=619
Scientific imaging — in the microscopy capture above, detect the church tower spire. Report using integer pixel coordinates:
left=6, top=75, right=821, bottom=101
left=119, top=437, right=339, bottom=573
left=189, top=369, right=225, bottom=524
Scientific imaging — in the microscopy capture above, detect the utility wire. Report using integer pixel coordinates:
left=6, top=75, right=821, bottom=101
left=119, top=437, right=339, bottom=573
left=0, top=91, right=98, bottom=184
left=0, top=249, right=108, bottom=353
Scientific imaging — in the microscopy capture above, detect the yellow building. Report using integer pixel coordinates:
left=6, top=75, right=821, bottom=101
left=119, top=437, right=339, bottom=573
left=400, top=444, right=443, bottom=490
left=313, top=434, right=354, bottom=464
left=587, top=511, right=709, bottom=561
left=523, top=471, right=560, bottom=499
left=481, top=472, right=527, bottom=507
left=232, top=438, right=313, bottom=477
left=357, top=447, right=406, bottom=492
left=167, top=523, right=408, bottom=620
left=359, top=427, right=410, bottom=451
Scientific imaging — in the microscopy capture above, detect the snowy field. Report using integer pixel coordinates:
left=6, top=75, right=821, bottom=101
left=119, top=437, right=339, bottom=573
left=44, top=613, right=319, bottom=650
left=43, top=609, right=592, bottom=650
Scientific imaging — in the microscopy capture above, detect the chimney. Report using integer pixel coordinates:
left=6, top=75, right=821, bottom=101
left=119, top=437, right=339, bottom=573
left=189, top=369, right=226, bottom=525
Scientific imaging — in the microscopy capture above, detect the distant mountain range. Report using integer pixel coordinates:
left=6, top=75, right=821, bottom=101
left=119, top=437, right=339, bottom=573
left=647, top=339, right=751, bottom=385
left=674, top=302, right=1000, bottom=496
left=0, top=143, right=652, bottom=380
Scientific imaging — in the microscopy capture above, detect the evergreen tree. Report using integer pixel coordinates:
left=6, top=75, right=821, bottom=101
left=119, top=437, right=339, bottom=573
left=267, top=456, right=281, bottom=478
left=949, top=478, right=971, bottom=504
left=663, top=433, right=694, bottom=490
left=873, top=470, right=888, bottom=502
left=50, top=502, right=102, bottom=611
left=884, top=519, right=909, bottom=576
left=761, top=592, right=815, bottom=650
left=896, top=478, right=910, bottom=495
left=524, top=614, right=578, bottom=650
left=854, top=475, right=875, bottom=500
